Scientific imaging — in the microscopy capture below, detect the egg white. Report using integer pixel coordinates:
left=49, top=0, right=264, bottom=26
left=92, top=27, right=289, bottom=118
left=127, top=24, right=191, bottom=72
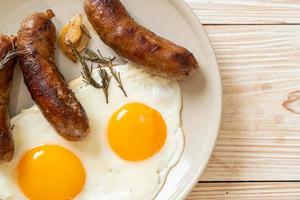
left=0, top=63, right=184, bottom=200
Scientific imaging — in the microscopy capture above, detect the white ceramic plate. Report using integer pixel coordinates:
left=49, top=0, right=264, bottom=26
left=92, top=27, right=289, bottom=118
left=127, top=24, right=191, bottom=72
left=0, top=0, right=222, bottom=199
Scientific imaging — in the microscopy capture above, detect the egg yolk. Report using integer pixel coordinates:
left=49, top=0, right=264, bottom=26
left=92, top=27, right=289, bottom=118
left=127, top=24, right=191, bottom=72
left=108, top=102, right=167, bottom=161
left=17, top=145, right=86, bottom=200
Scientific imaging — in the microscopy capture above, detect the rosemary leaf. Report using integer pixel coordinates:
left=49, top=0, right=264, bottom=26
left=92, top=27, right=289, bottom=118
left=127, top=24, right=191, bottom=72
left=99, top=67, right=111, bottom=103
left=72, top=47, right=103, bottom=89
left=107, top=59, right=127, bottom=97
left=0, top=52, right=17, bottom=69
left=83, top=48, right=127, bottom=97
left=83, top=49, right=105, bottom=64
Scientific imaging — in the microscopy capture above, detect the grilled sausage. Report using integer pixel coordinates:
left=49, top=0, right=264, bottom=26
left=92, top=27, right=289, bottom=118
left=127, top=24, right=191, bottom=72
left=84, top=0, right=199, bottom=80
left=0, top=35, right=16, bottom=163
left=17, top=10, right=90, bottom=141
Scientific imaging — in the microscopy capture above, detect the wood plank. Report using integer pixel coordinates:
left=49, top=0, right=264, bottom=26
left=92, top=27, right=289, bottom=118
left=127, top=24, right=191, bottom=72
left=200, top=25, right=300, bottom=181
left=187, top=182, right=300, bottom=199
left=186, top=0, right=300, bottom=25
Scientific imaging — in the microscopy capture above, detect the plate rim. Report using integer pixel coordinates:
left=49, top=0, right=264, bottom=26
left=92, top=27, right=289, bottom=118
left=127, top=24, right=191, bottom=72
left=170, top=0, right=222, bottom=199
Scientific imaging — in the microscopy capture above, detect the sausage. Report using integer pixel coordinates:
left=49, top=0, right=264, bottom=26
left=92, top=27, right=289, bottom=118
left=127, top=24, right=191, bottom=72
left=17, top=10, right=90, bottom=141
left=84, top=0, right=199, bottom=80
left=0, top=35, right=16, bottom=163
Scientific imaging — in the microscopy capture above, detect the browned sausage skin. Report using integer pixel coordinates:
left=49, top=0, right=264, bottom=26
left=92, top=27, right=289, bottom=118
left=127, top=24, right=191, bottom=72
left=17, top=10, right=90, bottom=141
left=84, top=0, right=199, bottom=80
left=0, top=35, right=16, bottom=163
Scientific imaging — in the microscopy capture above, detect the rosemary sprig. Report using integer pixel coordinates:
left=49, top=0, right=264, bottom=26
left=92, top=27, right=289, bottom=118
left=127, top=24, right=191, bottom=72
left=72, top=48, right=103, bottom=88
left=0, top=45, right=18, bottom=70
left=83, top=48, right=127, bottom=97
left=0, top=51, right=17, bottom=69
left=72, top=47, right=111, bottom=103
left=72, top=45, right=127, bottom=103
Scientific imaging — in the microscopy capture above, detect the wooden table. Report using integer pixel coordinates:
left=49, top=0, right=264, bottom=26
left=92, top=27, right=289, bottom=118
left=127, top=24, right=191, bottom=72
left=185, top=0, right=300, bottom=199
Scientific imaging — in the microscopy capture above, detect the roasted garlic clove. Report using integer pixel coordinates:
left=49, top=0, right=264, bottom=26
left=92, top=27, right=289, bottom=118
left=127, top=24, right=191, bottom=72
left=65, top=14, right=83, bottom=45
left=59, top=14, right=90, bottom=62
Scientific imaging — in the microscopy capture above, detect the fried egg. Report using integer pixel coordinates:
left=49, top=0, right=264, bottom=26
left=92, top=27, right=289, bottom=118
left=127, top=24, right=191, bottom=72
left=0, top=63, right=184, bottom=200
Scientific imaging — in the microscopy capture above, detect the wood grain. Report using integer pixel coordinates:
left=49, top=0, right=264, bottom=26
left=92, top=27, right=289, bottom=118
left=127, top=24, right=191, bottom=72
left=184, top=1, right=300, bottom=198
left=185, top=0, right=300, bottom=25
left=187, top=182, right=300, bottom=199
left=199, top=25, right=300, bottom=181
